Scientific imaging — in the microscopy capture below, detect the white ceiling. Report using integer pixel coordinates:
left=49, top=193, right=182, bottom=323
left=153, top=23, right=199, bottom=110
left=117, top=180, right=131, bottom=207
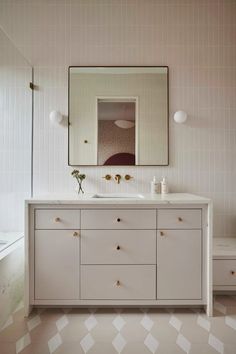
left=98, top=101, right=135, bottom=121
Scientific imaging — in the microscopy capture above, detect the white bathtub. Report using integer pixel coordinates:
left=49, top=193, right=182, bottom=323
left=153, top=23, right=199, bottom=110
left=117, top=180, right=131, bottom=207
left=0, top=232, right=24, bottom=329
left=0, top=232, right=24, bottom=261
left=0, top=240, right=7, bottom=250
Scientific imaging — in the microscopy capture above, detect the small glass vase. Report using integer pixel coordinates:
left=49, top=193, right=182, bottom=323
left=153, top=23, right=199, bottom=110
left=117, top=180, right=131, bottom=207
left=75, top=181, right=84, bottom=195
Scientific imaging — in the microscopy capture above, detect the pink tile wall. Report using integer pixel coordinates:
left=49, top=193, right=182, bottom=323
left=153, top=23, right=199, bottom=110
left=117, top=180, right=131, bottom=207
left=0, top=0, right=235, bottom=237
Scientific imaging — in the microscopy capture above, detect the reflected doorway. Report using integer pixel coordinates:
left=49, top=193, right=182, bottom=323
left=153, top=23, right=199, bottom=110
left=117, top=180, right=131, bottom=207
left=97, top=97, right=137, bottom=165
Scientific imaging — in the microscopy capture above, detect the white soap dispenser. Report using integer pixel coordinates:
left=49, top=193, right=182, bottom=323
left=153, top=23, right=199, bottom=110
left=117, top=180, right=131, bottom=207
left=151, top=176, right=161, bottom=194
left=161, top=177, right=169, bottom=194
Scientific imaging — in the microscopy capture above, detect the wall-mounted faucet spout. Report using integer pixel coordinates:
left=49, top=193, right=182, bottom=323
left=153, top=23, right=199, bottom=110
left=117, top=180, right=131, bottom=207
left=115, top=174, right=122, bottom=184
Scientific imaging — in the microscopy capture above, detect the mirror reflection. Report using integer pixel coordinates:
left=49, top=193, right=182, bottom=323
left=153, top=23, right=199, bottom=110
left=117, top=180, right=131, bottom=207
left=69, top=67, right=168, bottom=166
left=98, top=98, right=136, bottom=165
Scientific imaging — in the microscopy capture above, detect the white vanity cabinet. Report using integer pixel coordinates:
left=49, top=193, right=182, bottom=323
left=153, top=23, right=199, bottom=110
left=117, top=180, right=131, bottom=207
left=80, top=209, right=156, bottom=300
left=157, top=209, right=202, bottom=300
left=157, top=229, right=202, bottom=299
left=34, top=209, right=81, bottom=300
left=213, top=238, right=236, bottom=291
left=81, top=230, right=156, bottom=265
left=35, top=230, right=79, bottom=300
left=25, top=194, right=212, bottom=316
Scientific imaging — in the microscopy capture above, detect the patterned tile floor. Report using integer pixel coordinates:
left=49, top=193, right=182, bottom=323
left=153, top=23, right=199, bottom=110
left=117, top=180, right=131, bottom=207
left=1, top=296, right=236, bottom=354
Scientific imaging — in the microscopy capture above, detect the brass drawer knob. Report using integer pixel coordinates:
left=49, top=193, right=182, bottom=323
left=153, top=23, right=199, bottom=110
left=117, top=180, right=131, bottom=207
left=117, top=218, right=121, bottom=222
left=54, top=217, right=61, bottom=222
left=160, top=231, right=165, bottom=236
left=102, top=174, right=112, bottom=181
left=178, top=217, right=183, bottom=222
left=116, top=245, right=121, bottom=250
left=231, top=271, right=235, bottom=275
left=124, top=174, right=133, bottom=181
left=73, top=231, right=79, bottom=237
left=84, top=140, right=88, bottom=143
left=115, top=280, right=121, bottom=287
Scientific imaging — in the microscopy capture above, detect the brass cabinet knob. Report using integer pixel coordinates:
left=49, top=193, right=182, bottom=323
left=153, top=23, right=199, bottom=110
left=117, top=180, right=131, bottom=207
left=115, top=280, right=121, bottom=287
left=160, top=231, right=165, bottom=236
left=84, top=140, right=88, bottom=143
left=117, top=218, right=121, bottom=222
left=116, top=245, right=121, bottom=250
left=102, top=174, right=112, bottom=181
left=231, top=271, right=235, bottom=275
left=124, top=174, right=133, bottom=181
left=73, top=231, right=79, bottom=237
left=54, top=217, right=61, bottom=222
left=178, top=217, right=183, bottom=222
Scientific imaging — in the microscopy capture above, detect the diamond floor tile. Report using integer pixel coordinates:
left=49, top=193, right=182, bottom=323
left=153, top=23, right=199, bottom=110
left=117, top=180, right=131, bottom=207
left=1, top=296, right=236, bottom=354
left=112, top=333, right=127, bottom=353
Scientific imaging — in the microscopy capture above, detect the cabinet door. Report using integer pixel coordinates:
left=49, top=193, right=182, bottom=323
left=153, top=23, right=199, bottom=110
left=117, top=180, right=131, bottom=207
left=157, top=230, right=201, bottom=300
left=35, top=230, right=79, bottom=300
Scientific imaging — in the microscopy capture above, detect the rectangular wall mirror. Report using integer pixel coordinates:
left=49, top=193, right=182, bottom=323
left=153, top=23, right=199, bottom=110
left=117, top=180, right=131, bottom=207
left=68, top=66, right=169, bottom=166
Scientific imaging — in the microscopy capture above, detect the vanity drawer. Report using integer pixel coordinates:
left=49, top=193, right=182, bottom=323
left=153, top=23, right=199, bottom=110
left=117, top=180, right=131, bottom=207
left=158, top=209, right=201, bottom=229
left=213, top=260, right=236, bottom=286
left=81, top=209, right=156, bottom=229
left=81, top=265, right=156, bottom=300
left=35, top=209, right=80, bottom=230
left=81, top=230, right=156, bottom=265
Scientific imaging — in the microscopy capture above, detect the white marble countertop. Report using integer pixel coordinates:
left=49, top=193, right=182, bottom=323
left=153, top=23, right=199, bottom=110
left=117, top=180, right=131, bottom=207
left=26, top=193, right=211, bottom=205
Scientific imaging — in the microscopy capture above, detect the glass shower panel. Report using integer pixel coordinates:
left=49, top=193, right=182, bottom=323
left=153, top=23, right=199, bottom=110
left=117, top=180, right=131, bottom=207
left=0, top=29, right=32, bottom=232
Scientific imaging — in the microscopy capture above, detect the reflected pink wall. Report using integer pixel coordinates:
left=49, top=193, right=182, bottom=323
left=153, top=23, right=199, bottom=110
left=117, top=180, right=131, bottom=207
left=98, top=121, right=135, bottom=165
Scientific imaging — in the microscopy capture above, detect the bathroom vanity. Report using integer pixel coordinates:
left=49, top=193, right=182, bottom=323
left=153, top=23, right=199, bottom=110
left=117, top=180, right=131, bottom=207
left=213, top=238, right=236, bottom=291
left=25, top=193, right=213, bottom=316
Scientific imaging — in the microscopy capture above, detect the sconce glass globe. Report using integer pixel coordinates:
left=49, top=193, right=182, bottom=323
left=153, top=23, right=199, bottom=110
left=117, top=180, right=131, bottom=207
left=173, top=110, right=187, bottom=124
left=49, top=110, right=63, bottom=125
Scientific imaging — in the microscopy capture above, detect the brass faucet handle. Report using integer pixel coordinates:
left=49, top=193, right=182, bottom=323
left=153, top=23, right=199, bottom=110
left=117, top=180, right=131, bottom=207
left=115, top=174, right=122, bottom=184
left=124, top=174, right=133, bottom=181
left=102, top=174, right=112, bottom=181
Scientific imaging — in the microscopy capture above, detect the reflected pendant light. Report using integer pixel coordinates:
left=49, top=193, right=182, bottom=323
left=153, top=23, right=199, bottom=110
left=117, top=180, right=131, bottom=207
left=114, top=120, right=135, bottom=129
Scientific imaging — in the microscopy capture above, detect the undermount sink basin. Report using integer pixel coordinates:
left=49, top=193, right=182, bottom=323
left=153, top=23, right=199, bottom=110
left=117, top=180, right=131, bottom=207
left=91, top=193, right=144, bottom=199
